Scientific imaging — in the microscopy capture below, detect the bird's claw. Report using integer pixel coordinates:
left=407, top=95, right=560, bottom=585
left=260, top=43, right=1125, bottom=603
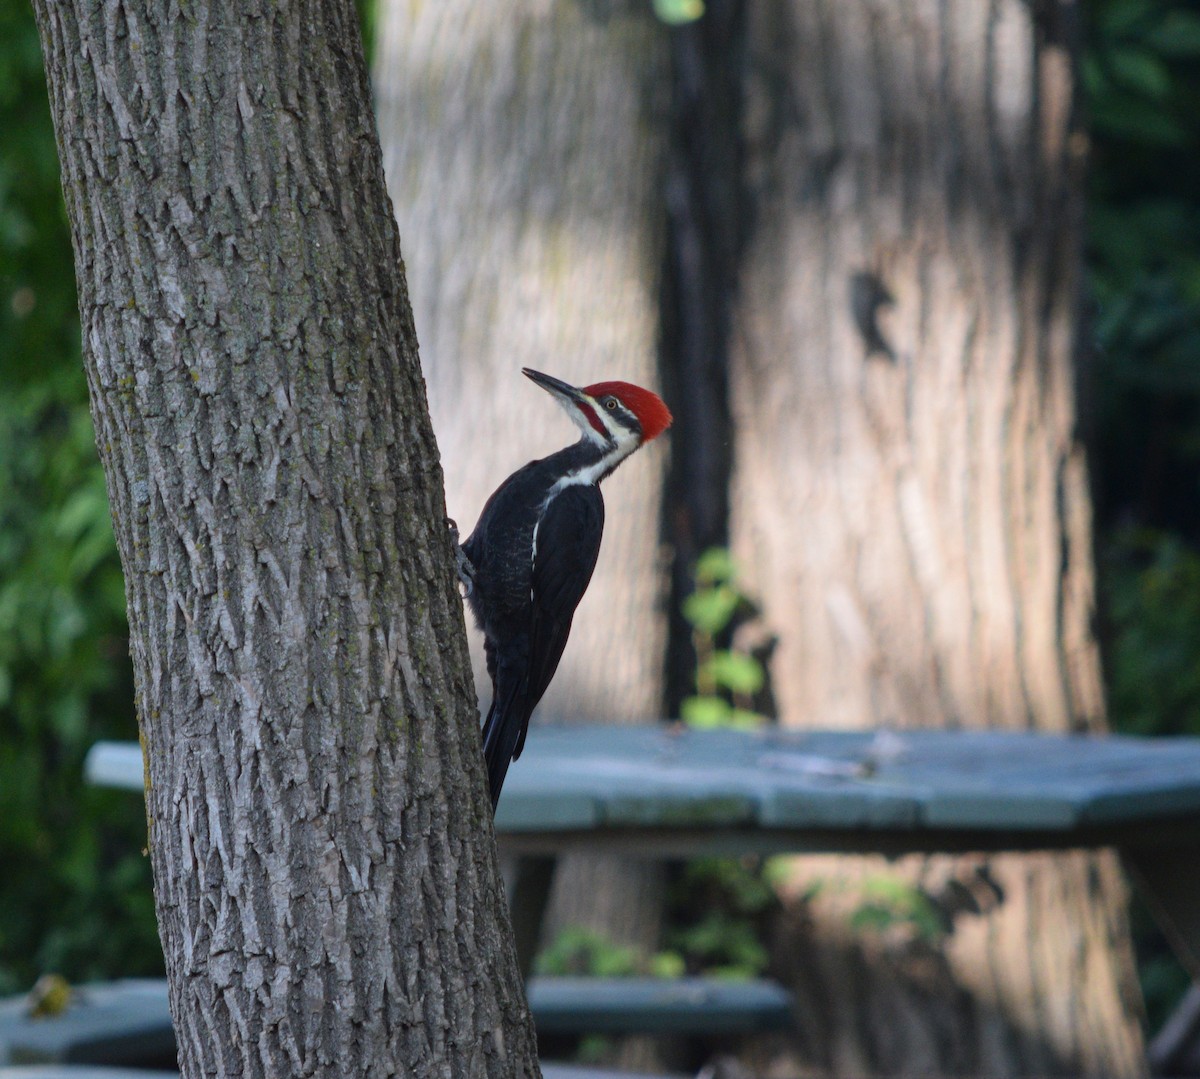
left=446, top=517, right=475, bottom=597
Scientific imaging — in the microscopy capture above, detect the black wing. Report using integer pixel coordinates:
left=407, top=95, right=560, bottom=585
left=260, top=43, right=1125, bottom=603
left=514, top=483, right=605, bottom=759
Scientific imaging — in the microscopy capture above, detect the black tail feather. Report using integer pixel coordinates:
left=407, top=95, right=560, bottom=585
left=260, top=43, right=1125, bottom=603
left=481, top=674, right=530, bottom=810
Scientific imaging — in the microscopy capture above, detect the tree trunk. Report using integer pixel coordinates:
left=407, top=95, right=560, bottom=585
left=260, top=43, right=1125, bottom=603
left=731, top=1, right=1145, bottom=1074
left=373, top=4, right=671, bottom=1058
left=32, top=0, right=540, bottom=1072
left=374, top=0, right=670, bottom=732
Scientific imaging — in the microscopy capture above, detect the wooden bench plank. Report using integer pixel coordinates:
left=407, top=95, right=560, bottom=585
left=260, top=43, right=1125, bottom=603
left=88, top=728, right=1200, bottom=838
left=507, top=757, right=759, bottom=829
left=526, top=976, right=792, bottom=1036
left=496, top=786, right=600, bottom=832
left=760, top=781, right=923, bottom=829
left=3, top=976, right=791, bottom=1061
left=0, top=981, right=174, bottom=1068
left=541, top=1066, right=684, bottom=1079
left=82, top=744, right=143, bottom=793
left=0, top=1069, right=181, bottom=1078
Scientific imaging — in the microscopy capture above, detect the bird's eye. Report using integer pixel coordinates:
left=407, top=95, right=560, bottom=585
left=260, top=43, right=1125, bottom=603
left=605, top=398, right=618, bottom=410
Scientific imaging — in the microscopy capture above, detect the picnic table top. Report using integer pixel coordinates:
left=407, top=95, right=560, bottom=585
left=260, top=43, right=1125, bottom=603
left=85, top=725, right=1200, bottom=857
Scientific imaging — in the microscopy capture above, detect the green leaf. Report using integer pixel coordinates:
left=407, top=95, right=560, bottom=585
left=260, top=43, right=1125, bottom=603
left=849, top=877, right=946, bottom=942
left=576, top=1035, right=613, bottom=1065
left=694, top=546, right=736, bottom=585
left=1089, top=96, right=1187, bottom=146
left=653, top=0, right=704, bottom=26
left=649, top=950, right=686, bottom=979
left=702, top=964, right=756, bottom=981
left=1108, top=48, right=1171, bottom=100
left=705, top=650, right=764, bottom=695
left=1096, top=0, right=1154, bottom=38
left=1147, top=12, right=1200, bottom=56
left=728, top=708, right=767, bottom=730
left=848, top=903, right=900, bottom=934
left=534, top=925, right=642, bottom=977
left=682, top=584, right=739, bottom=634
left=681, top=696, right=732, bottom=728
left=54, top=486, right=109, bottom=541
left=763, top=856, right=793, bottom=890
left=668, top=911, right=769, bottom=976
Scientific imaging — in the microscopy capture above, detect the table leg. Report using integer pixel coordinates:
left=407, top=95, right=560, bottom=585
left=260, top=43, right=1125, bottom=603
left=1123, top=844, right=1200, bottom=983
left=503, top=855, right=557, bottom=981
left=1148, top=983, right=1200, bottom=1075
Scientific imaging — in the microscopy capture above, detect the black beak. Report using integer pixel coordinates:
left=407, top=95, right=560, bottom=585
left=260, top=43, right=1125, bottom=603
left=522, top=368, right=588, bottom=405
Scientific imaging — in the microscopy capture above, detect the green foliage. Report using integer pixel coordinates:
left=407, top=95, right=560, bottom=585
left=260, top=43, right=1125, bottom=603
left=1086, top=0, right=1200, bottom=562
left=679, top=696, right=765, bottom=731
left=1084, top=0, right=1200, bottom=1028
left=666, top=912, right=767, bottom=981
left=1087, top=0, right=1200, bottom=739
left=848, top=876, right=945, bottom=944
left=1133, top=911, right=1194, bottom=1032
left=664, top=857, right=780, bottom=980
left=681, top=585, right=740, bottom=638
left=681, top=856, right=779, bottom=915
left=679, top=547, right=769, bottom=730
left=706, top=650, right=764, bottom=697
left=354, top=0, right=378, bottom=72
left=1105, top=530, right=1200, bottom=735
left=0, top=0, right=159, bottom=993
left=535, top=925, right=684, bottom=980
left=537, top=859, right=782, bottom=986
left=535, top=926, right=642, bottom=978
left=670, top=554, right=780, bottom=980
left=1084, top=0, right=1200, bottom=147
left=652, top=0, right=705, bottom=27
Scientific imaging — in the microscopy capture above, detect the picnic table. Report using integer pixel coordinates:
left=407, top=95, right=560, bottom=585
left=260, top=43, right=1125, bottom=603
left=85, top=724, right=1200, bottom=987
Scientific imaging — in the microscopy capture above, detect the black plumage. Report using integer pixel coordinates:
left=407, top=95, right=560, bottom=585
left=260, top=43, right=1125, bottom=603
left=463, top=448, right=604, bottom=807
left=459, top=368, right=671, bottom=810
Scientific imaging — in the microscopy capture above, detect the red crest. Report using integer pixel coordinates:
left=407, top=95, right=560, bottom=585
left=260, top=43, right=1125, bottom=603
left=584, top=381, right=673, bottom=442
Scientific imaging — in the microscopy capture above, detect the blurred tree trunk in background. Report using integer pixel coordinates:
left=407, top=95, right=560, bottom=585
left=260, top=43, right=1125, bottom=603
left=373, top=5, right=671, bottom=1064
left=730, top=1, right=1146, bottom=1074
left=374, top=1, right=669, bottom=766
left=32, top=0, right=540, bottom=1071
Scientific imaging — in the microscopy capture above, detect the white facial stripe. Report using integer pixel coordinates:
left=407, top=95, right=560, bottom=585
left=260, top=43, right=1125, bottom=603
left=555, top=394, right=609, bottom=447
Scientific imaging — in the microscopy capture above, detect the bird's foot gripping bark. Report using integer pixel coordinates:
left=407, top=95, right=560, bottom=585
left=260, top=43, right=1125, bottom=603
left=446, top=518, right=475, bottom=596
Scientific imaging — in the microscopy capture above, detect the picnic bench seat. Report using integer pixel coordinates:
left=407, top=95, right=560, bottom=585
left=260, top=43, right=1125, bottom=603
left=527, top=976, right=791, bottom=1036
left=0, top=1069, right=181, bottom=1079
left=0, top=982, right=174, bottom=1069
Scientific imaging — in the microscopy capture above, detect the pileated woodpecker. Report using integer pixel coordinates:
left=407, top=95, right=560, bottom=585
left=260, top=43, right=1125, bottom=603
left=457, top=368, right=672, bottom=809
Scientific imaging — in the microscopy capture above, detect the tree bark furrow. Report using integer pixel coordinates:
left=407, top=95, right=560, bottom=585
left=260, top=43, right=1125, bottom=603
left=35, top=0, right=542, bottom=1070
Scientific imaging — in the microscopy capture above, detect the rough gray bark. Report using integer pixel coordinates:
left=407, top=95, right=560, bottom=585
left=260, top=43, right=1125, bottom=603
left=731, top=1, right=1145, bottom=1075
left=373, top=6, right=671, bottom=1066
left=31, top=0, right=540, bottom=1072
